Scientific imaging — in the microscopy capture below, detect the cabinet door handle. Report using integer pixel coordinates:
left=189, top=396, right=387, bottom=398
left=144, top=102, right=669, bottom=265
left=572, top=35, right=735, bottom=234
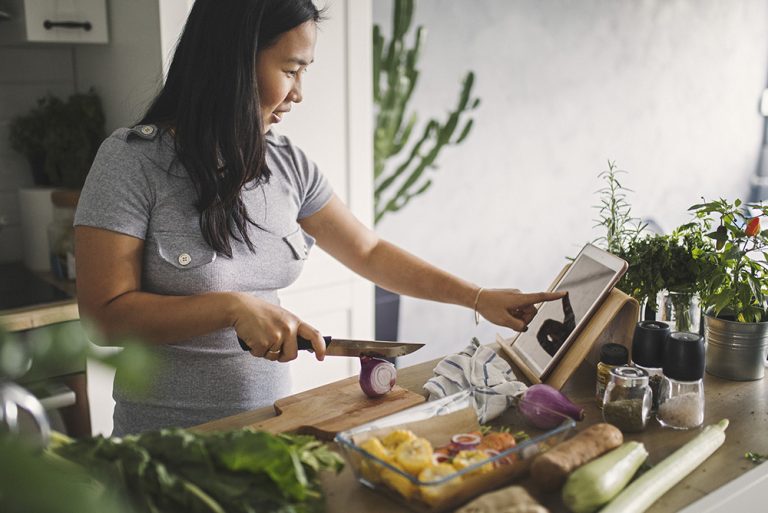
left=37, top=384, right=77, bottom=411
left=43, top=20, right=93, bottom=31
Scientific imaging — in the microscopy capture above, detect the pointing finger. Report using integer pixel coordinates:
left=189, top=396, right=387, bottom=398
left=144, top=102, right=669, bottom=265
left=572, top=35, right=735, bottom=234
left=517, top=291, right=567, bottom=305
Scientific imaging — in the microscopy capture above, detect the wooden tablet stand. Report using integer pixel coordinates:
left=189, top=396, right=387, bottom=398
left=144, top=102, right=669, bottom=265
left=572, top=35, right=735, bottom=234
left=498, top=287, right=640, bottom=390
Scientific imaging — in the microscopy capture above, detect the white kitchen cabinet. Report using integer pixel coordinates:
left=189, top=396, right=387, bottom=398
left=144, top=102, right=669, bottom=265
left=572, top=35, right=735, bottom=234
left=0, top=0, right=108, bottom=44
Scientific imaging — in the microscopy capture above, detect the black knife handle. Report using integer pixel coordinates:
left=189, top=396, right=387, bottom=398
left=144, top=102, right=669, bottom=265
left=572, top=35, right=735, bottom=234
left=237, top=335, right=332, bottom=352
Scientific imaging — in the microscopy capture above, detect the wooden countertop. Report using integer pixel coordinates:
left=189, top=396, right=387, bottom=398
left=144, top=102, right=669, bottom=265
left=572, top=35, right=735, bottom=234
left=0, top=270, right=78, bottom=333
left=198, top=346, right=768, bottom=512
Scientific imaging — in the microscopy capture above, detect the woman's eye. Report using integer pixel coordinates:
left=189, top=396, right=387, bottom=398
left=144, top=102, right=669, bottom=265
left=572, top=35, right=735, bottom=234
left=285, top=69, right=300, bottom=77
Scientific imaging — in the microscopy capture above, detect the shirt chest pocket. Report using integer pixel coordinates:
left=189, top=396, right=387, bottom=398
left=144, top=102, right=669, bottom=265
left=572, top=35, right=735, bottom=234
left=154, top=232, right=217, bottom=269
left=282, top=226, right=315, bottom=261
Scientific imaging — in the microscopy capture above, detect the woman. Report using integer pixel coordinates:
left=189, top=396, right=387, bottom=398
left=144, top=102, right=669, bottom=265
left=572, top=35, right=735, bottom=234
left=74, top=0, right=564, bottom=435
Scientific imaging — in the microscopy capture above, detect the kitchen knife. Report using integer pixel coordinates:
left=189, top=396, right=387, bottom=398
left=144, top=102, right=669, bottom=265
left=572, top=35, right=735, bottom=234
left=237, top=336, right=424, bottom=357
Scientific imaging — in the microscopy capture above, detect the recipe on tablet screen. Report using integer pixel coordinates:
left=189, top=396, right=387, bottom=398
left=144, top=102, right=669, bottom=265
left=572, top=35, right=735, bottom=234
left=512, top=250, right=622, bottom=377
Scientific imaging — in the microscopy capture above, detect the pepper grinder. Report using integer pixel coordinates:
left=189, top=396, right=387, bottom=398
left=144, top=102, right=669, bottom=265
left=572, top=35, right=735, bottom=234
left=658, top=332, right=706, bottom=430
left=631, top=320, right=670, bottom=412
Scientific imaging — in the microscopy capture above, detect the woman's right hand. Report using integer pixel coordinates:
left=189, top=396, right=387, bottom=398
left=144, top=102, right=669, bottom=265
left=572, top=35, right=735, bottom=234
left=230, top=293, right=326, bottom=362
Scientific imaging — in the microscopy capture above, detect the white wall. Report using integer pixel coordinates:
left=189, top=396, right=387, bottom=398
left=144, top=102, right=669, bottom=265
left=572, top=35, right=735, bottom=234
left=74, top=0, right=163, bottom=132
left=372, top=0, right=768, bottom=367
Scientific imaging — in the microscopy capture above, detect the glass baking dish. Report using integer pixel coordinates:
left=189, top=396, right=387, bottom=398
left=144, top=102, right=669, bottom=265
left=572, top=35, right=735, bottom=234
left=335, top=389, right=577, bottom=512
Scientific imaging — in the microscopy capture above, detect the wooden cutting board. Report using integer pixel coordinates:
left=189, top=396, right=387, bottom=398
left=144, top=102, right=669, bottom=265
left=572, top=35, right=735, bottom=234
left=194, top=376, right=426, bottom=440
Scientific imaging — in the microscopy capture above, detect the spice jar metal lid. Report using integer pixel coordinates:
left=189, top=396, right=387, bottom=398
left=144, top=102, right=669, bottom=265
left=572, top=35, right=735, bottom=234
left=631, top=321, right=670, bottom=368
left=609, top=366, right=649, bottom=387
left=600, top=343, right=629, bottom=366
left=663, top=331, right=705, bottom=381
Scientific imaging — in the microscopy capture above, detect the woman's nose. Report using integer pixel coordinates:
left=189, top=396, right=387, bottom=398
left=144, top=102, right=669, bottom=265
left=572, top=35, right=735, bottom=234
left=290, top=82, right=303, bottom=104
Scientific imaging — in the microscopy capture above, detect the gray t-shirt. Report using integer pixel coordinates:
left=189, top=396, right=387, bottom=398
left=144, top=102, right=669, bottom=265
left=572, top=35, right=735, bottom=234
left=74, top=124, right=333, bottom=435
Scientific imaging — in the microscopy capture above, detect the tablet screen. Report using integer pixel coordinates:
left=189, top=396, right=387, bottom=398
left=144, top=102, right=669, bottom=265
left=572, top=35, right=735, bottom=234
left=511, top=253, right=620, bottom=377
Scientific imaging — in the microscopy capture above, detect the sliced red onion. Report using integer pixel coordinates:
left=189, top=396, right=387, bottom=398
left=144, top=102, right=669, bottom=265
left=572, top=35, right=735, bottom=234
left=518, top=384, right=585, bottom=429
left=451, top=433, right=481, bottom=449
left=433, top=453, right=451, bottom=465
left=359, top=356, right=397, bottom=398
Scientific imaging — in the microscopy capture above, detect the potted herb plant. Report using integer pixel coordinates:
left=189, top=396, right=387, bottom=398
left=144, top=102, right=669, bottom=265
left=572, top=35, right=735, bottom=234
left=683, top=198, right=768, bottom=381
left=9, top=89, right=105, bottom=191
left=620, top=231, right=711, bottom=332
left=8, top=89, right=105, bottom=271
left=591, top=162, right=711, bottom=331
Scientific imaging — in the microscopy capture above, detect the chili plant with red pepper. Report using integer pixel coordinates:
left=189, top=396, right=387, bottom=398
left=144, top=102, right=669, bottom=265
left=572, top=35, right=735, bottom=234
left=681, top=198, right=768, bottom=322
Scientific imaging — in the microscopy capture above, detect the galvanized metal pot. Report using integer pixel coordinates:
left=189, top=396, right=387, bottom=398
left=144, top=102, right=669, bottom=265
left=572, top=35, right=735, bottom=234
left=704, top=313, right=768, bottom=381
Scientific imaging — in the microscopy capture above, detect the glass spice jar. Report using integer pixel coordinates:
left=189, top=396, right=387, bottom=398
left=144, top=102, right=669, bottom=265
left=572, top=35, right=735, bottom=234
left=602, top=366, right=652, bottom=433
left=596, top=343, right=629, bottom=404
left=658, top=332, right=705, bottom=430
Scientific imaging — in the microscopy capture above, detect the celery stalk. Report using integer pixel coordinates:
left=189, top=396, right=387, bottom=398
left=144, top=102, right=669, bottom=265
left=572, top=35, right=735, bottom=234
left=601, top=419, right=729, bottom=513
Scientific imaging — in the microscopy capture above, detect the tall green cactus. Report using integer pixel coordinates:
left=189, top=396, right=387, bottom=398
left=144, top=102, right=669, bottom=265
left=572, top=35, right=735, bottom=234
left=373, top=0, right=480, bottom=224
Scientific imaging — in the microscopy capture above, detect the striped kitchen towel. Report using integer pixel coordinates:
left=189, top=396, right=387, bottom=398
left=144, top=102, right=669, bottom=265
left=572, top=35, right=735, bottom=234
left=423, top=338, right=527, bottom=423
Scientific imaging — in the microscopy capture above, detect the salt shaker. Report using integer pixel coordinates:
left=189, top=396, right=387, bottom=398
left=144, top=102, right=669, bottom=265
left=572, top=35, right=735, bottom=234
left=658, top=332, right=705, bottom=429
left=631, top=320, right=670, bottom=412
left=602, top=366, right=652, bottom=433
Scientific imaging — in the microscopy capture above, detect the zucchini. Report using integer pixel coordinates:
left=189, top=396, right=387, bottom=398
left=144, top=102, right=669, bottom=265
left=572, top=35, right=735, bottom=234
left=562, top=441, right=648, bottom=513
left=601, top=419, right=729, bottom=513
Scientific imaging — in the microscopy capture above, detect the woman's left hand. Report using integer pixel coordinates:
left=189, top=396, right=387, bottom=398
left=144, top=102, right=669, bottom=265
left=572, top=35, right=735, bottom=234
left=476, top=288, right=567, bottom=332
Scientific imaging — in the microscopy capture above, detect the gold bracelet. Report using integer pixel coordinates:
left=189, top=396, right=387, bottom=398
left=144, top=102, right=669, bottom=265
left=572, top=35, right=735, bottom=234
left=473, top=287, right=484, bottom=325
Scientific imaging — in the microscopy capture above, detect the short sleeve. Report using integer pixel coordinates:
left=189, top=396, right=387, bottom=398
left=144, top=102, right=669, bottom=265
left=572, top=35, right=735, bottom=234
left=290, top=145, right=333, bottom=220
left=74, top=135, right=153, bottom=240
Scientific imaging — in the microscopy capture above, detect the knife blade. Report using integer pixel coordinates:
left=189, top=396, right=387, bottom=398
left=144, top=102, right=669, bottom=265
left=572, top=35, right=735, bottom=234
left=237, top=336, right=424, bottom=357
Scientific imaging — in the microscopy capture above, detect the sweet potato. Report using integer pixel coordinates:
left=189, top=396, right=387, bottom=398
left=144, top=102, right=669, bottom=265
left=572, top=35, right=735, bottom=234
left=530, top=423, right=623, bottom=491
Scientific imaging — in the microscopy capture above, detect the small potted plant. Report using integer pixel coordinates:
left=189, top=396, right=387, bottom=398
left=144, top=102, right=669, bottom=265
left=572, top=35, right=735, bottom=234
left=619, top=230, right=711, bottom=332
left=9, top=88, right=105, bottom=192
left=683, top=198, right=768, bottom=381
left=8, top=89, right=105, bottom=271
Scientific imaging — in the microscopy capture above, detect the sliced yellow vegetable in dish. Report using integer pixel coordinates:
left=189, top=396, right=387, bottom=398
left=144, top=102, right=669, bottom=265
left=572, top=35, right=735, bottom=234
left=380, top=462, right=416, bottom=499
left=418, top=463, right=462, bottom=506
left=381, top=429, right=417, bottom=450
left=395, top=437, right=434, bottom=475
left=452, top=449, right=494, bottom=476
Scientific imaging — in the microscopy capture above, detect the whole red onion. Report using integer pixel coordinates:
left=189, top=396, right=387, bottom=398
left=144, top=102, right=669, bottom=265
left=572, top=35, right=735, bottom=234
left=518, top=384, right=584, bottom=429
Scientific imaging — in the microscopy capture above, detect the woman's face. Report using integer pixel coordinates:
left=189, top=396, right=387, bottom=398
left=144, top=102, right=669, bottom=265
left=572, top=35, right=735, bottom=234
left=256, top=21, right=317, bottom=133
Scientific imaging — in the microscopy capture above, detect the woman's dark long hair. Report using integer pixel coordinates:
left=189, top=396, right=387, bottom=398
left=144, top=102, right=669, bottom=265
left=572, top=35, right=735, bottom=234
left=140, top=0, right=322, bottom=257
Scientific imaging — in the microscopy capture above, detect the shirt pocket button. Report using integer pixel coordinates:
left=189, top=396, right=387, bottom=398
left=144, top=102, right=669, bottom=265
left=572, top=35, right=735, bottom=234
left=178, top=253, right=192, bottom=266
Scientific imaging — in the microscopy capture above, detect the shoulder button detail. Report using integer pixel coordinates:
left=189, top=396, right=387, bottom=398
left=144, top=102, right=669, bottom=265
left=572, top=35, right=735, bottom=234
left=128, top=124, right=159, bottom=140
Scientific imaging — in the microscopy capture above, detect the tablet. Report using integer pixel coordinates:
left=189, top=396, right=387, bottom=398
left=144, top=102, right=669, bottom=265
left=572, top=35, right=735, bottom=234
left=507, top=243, right=628, bottom=380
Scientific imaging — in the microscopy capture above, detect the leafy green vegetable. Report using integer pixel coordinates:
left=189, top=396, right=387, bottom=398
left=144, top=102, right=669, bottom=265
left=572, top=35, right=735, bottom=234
left=0, top=435, right=134, bottom=513
left=745, top=451, right=767, bottom=464
left=50, top=428, right=344, bottom=513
